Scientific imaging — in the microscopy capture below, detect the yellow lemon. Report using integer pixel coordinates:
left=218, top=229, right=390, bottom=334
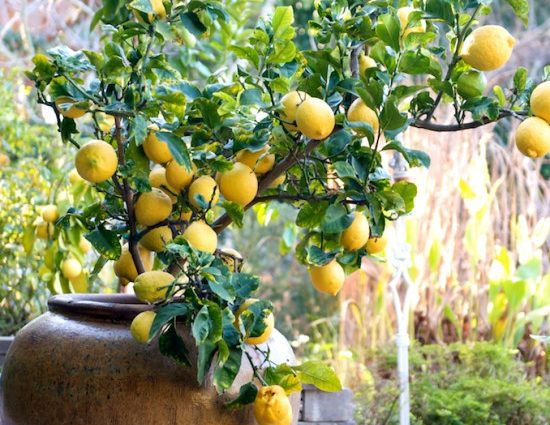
left=397, top=7, right=426, bottom=38
left=347, top=98, right=379, bottom=133
left=176, top=209, right=193, bottom=222
left=54, top=96, right=86, bottom=119
left=280, top=91, right=309, bottom=131
left=253, top=385, right=293, bottom=425
left=235, top=146, right=275, bottom=174
left=134, top=188, right=173, bottom=226
left=149, top=167, right=177, bottom=203
left=143, top=128, right=173, bottom=164
left=219, top=163, right=258, bottom=206
left=134, top=270, right=174, bottom=303
left=366, top=235, right=388, bottom=254
left=309, top=260, right=346, bottom=296
left=61, top=258, right=82, bottom=280
left=269, top=174, right=286, bottom=188
left=340, top=212, right=370, bottom=251
left=0, top=153, right=10, bottom=166
left=130, top=310, right=156, bottom=344
left=182, top=221, right=217, bottom=253
left=295, top=97, right=335, bottom=140
left=515, top=117, right=550, bottom=158
left=139, top=226, right=173, bottom=252
left=530, top=81, right=550, bottom=123
left=165, top=160, right=196, bottom=192
left=133, top=0, right=166, bottom=23
left=70, top=272, right=89, bottom=293
left=97, top=113, right=115, bottom=133
left=68, top=168, right=85, bottom=185
left=460, top=25, right=515, bottom=71
left=359, top=53, right=377, bottom=75
left=113, top=244, right=154, bottom=283
left=35, top=219, right=54, bottom=240
left=188, top=176, right=219, bottom=209
left=41, top=205, right=59, bottom=223
left=234, top=298, right=275, bottom=345
left=79, top=237, right=92, bottom=253
left=75, top=139, right=118, bottom=183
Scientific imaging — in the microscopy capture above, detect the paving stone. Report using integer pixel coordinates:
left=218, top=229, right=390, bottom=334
left=301, top=387, right=354, bottom=422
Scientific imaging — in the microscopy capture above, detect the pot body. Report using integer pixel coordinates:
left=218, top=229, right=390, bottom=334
left=0, top=294, right=299, bottom=425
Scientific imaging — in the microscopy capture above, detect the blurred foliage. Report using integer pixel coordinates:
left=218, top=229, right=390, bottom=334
left=356, top=342, right=550, bottom=425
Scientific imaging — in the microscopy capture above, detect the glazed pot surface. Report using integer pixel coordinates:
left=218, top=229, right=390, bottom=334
left=0, top=294, right=299, bottom=425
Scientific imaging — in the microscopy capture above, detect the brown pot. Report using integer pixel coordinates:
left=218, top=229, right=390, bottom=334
left=0, top=294, right=300, bottom=425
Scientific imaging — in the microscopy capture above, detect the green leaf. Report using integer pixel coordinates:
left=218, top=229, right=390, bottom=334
left=294, top=361, right=342, bottom=392
left=375, top=14, right=401, bottom=52
left=229, top=46, right=260, bottom=69
left=296, top=202, right=329, bottom=228
left=425, top=0, right=455, bottom=25
left=321, top=204, right=354, bottom=234
left=272, top=6, right=295, bottom=40
left=150, top=303, right=189, bottom=340
left=264, top=364, right=302, bottom=395
left=504, top=0, right=529, bottom=26
left=513, top=67, right=528, bottom=91
left=238, top=300, right=272, bottom=338
left=197, top=341, right=217, bottom=384
left=155, top=132, right=192, bottom=171
left=382, top=141, right=430, bottom=168
left=192, top=306, right=212, bottom=344
left=159, top=324, right=191, bottom=367
left=180, top=11, right=207, bottom=36
left=333, top=161, right=357, bottom=179
left=267, top=41, right=297, bottom=64
left=380, top=98, right=409, bottom=131
left=85, top=227, right=121, bottom=260
left=131, top=114, right=148, bottom=146
left=213, top=348, right=242, bottom=393
left=392, top=181, right=417, bottom=214
left=399, top=51, right=431, bottom=75
left=232, top=273, right=260, bottom=299
left=306, top=246, right=341, bottom=266
left=222, top=201, right=244, bottom=227
left=226, top=383, right=258, bottom=409
left=128, top=0, right=154, bottom=13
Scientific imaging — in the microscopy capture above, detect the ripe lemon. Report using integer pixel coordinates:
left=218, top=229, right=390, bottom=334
left=75, top=139, right=118, bottom=183
left=54, top=96, right=86, bottom=119
left=341, top=212, right=370, bottom=251
left=235, top=146, right=275, bottom=174
left=296, top=97, right=335, bottom=140
left=35, top=219, right=54, bottom=239
left=79, top=237, right=92, bottom=253
left=134, top=270, right=174, bottom=303
left=182, top=221, right=217, bottom=253
left=460, top=25, right=515, bottom=71
left=165, top=160, right=196, bottom=192
left=269, top=174, right=286, bottom=188
left=219, top=163, right=258, bottom=206
left=133, top=0, right=166, bottom=23
left=96, top=113, right=115, bottom=133
left=149, top=167, right=177, bottom=203
left=397, top=7, right=426, bottom=38
left=143, top=128, right=173, bottom=164
left=188, top=176, right=219, bottom=209
left=347, top=98, right=379, bottom=133
left=176, top=209, right=193, bottom=222
left=234, top=298, right=275, bottom=345
left=253, top=385, right=293, bottom=425
left=530, top=81, right=550, bottom=123
left=134, top=188, right=173, bottom=226
left=68, top=168, right=85, bottom=185
left=139, top=226, right=172, bottom=252
left=113, top=244, right=154, bottom=282
left=359, top=53, right=377, bottom=75
left=0, top=153, right=9, bottom=166
left=366, top=235, right=388, bottom=254
left=70, top=272, right=89, bottom=293
left=280, top=91, right=309, bottom=131
left=309, top=260, right=346, bottom=296
left=515, top=117, right=550, bottom=158
left=61, top=258, right=82, bottom=280
left=130, top=310, right=156, bottom=344
left=41, top=205, right=59, bottom=223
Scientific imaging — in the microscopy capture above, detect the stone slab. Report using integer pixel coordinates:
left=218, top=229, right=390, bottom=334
left=301, top=387, right=354, bottom=422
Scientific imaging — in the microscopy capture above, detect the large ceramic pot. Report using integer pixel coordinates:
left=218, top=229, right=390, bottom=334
left=0, top=294, right=300, bottom=425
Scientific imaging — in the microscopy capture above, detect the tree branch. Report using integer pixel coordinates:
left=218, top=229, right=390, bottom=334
left=411, top=109, right=526, bottom=132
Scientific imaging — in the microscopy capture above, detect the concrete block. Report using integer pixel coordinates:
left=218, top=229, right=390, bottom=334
left=301, top=387, right=354, bottom=422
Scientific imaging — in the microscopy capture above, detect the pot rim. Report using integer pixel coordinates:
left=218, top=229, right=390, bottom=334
left=48, top=294, right=152, bottom=321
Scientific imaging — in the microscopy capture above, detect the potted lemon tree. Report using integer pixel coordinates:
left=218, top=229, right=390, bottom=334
left=2, top=0, right=549, bottom=424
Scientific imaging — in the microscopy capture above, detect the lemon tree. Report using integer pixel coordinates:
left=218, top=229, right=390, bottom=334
left=26, top=0, right=548, bottom=418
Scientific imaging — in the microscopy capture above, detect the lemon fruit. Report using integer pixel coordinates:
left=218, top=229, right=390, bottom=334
left=182, top=221, right=217, bottom=253
left=97, top=113, right=115, bottom=133
left=397, top=7, right=426, bottom=38
left=530, top=81, right=550, bottom=123
left=35, top=220, right=54, bottom=239
left=515, top=117, right=550, bottom=158
left=309, top=260, right=346, bottom=296
left=113, top=244, right=154, bottom=283
left=75, top=140, right=118, bottom=183
left=79, top=237, right=92, bottom=253
left=70, top=272, right=89, bottom=293
left=269, top=174, right=286, bottom=188
left=280, top=91, right=309, bottom=131
left=61, top=258, right=82, bottom=280
left=134, top=188, right=173, bottom=226
left=219, top=163, right=258, bottom=206
left=0, top=153, right=10, bottom=166
left=177, top=209, right=193, bottom=222
left=359, top=53, right=377, bottom=75
left=340, top=212, right=370, bottom=251
left=188, top=176, right=219, bottom=209
left=149, top=167, right=177, bottom=203
left=134, top=270, right=174, bottom=303
left=460, top=25, right=515, bottom=71
left=253, top=385, right=293, bottom=425
left=366, top=235, right=388, bottom=254
left=165, top=160, right=196, bottom=192
left=295, top=97, right=335, bottom=140
left=68, top=168, right=85, bottom=185
left=54, top=96, right=86, bottom=119
left=139, top=226, right=172, bottom=252
left=41, top=205, right=59, bottom=223
left=143, top=128, right=173, bottom=164
left=234, top=298, right=275, bottom=345
left=133, top=0, right=166, bottom=23
left=347, top=98, right=379, bottom=133
left=130, top=310, right=156, bottom=344
left=235, top=146, right=275, bottom=174
left=456, top=70, right=487, bottom=99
